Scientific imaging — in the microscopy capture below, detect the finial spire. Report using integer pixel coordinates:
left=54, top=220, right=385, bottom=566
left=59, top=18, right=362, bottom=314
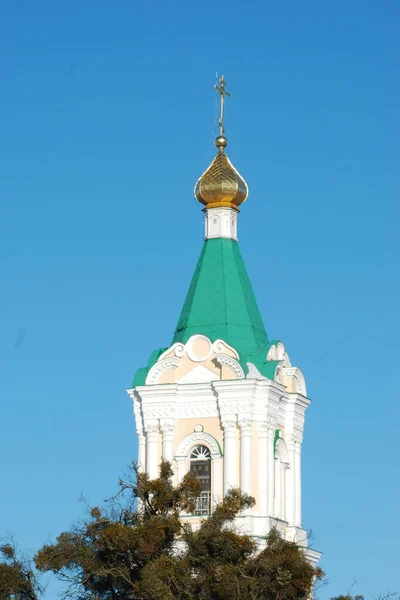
left=214, top=74, right=231, bottom=136
left=194, top=75, right=248, bottom=220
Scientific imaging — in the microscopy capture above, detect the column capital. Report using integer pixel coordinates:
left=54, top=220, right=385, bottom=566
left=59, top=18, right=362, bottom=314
left=257, top=421, right=275, bottom=437
left=292, top=432, right=303, bottom=447
left=160, top=420, right=175, bottom=435
left=238, top=418, right=252, bottom=435
left=222, top=418, right=237, bottom=431
left=174, top=455, right=186, bottom=463
left=144, top=420, right=159, bottom=436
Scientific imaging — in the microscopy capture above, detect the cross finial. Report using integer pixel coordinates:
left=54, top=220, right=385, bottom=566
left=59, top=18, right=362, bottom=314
left=214, top=74, right=231, bottom=136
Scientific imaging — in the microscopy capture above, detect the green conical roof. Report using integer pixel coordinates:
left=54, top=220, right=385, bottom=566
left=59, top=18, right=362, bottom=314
left=172, top=238, right=268, bottom=356
left=132, top=238, right=281, bottom=386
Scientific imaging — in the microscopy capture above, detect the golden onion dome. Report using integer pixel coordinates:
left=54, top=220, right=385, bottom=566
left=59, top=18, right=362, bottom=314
left=194, top=136, right=249, bottom=210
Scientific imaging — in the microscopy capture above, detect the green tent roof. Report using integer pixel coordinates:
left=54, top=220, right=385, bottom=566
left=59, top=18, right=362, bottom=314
left=172, top=238, right=268, bottom=356
left=132, top=238, right=281, bottom=387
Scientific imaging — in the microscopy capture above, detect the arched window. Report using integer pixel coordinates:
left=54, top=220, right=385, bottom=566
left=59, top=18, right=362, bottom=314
left=190, top=445, right=211, bottom=514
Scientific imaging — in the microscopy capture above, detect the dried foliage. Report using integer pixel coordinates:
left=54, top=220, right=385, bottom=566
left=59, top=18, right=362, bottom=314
left=1, top=460, right=375, bottom=600
left=0, top=539, right=41, bottom=600
left=33, top=461, right=324, bottom=600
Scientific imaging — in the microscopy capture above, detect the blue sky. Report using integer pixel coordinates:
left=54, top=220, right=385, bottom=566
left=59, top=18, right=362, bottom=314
left=1, top=0, right=399, bottom=596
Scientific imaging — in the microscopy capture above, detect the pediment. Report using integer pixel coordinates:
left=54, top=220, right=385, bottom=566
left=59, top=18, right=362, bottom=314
left=177, top=364, right=220, bottom=384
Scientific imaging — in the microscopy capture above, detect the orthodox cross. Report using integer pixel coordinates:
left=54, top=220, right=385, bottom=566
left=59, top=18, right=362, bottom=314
left=214, top=74, right=231, bottom=135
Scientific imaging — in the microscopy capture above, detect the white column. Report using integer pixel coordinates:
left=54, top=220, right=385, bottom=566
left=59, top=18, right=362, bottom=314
left=257, top=422, right=268, bottom=516
left=161, top=421, right=175, bottom=463
left=222, top=419, right=238, bottom=494
left=267, top=426, right=275, bottom=516
left=145, top=421, right=160, bottom=480
left=137, top=433, right=146, bottom=473
left=282, top=464, right=289, bottom=521
left=294, top=438, right=302, bottom=526
left=239, top=420, right=252, bottom=496
left=285, top=440, right=296, bottom=525
left=211, top=455, right=222, bottom=505
left=136, top=432, right=146, bottom=513
left=275, top=457, right=282, bottom=519
left=175, top=456, right=186, bottom=483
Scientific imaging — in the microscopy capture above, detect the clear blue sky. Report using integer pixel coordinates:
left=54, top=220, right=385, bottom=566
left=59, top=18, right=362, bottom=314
left=1, top=0, right=399, bottom=597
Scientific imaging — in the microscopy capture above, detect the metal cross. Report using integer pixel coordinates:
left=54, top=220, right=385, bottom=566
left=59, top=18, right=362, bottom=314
left=214, top=75, right=231, bottom=135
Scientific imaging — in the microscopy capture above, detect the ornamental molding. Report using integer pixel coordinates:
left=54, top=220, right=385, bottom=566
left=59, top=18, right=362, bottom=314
left=160, top=420, right=175, bottom=435
left=293, top=432, right=303, bottom=445
left=214, top=354, right=244, bottom=379
left=186, top=335, right=213, bottom=362
left=257, top=421, right=270, bottom=435
left=238, top=419, right=252, bottom=434
left=282, top=367, right=307, bottom=396
left=293, top=412, right=305, bottom=431
left=176, top=401, right=219, bottom=418
left=159, top=336, right=240, bottom=363
left=267, top=342, right=285, bottom=361
left=144, top=421, right=159, bottom=435
left=133, top=399, right=144, bottom=436
left=145, top=335, right=243, bottom=385
left=218, top=401, right=251, bottom=417
left=133, top=374, right=299, bottom=425
left=146, top=358, right=180, bottom=385
left=142, top=403, right=175, bottom=420
left=222, top=418, right=238, bottom=433
left=212, top=339, right=239, bottom=359
left=175, top=431, right=221, bottom=457
left=277, top=408, right=286, bottom=424
left=267, top=400, right=279, bottom=420
left=267, top=342, right=292, bottom=367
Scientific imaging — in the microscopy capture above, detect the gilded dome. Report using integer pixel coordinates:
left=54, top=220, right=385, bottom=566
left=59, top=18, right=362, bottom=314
left=194, top=137, right=248, bottom=210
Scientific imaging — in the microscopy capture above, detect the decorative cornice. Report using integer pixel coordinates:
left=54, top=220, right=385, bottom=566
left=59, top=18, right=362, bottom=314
left=142, top=403, right=175, bottom=420
left=130, top=376, right=308, bottom=433
left=177, top=402, right=219, bottom=418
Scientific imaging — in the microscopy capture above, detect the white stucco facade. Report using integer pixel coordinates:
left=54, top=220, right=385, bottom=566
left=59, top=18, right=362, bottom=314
left=127, top=334, right=320, bottom=564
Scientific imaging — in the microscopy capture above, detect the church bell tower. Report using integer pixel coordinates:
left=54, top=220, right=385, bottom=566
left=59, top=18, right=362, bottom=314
left=127, top=77, right=320, bottom=564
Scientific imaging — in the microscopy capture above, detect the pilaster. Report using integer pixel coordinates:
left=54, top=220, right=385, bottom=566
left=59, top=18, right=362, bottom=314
left=267, top=425, right=275, bottom=516
left=144, top=420, right=160, bottom=480
left=239, top=419, right=252, bottom=496
left=137, top=433, right=146, bottom=473
left=257, top=421, right=269, bottom=516
left=160, top=419, right=175, bottom=463
left=222, top=419, right=238, bottom=493
left=294, top=434, right=303, bottom=527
